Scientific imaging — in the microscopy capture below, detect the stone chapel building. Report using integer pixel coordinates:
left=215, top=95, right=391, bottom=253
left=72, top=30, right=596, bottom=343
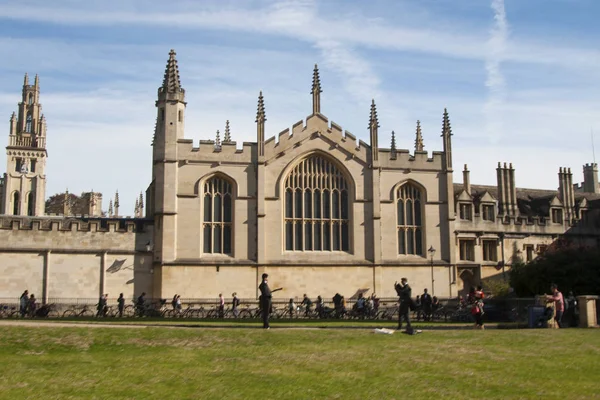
left=1, top=49, right=600, bottom=301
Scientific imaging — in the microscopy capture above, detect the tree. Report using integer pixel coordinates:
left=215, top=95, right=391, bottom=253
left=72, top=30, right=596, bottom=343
left=510, top=242, right=600, bottom=296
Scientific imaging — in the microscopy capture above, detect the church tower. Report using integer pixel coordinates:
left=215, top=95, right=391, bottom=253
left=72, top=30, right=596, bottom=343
left=152, top=50, right=186, bottom=263
left=1, top=74, right=48, bottom=216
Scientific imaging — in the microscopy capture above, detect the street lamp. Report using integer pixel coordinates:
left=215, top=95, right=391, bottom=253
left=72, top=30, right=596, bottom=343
left=428, top=246, right=436, bottom=296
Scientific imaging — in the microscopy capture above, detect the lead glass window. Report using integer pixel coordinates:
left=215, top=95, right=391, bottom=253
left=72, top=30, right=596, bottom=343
left=284, top=155, right=350, bottom=252
left=397, top=183, right=424, bottom=255
left=203, top=177, right=233, bottom=254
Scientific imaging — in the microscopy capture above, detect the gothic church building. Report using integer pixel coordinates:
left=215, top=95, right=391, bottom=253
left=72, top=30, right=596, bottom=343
left=1, top=50, right=600, bottom=301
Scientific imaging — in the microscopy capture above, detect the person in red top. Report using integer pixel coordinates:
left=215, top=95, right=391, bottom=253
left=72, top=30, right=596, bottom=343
left=546, top=284, right=565, bottom=328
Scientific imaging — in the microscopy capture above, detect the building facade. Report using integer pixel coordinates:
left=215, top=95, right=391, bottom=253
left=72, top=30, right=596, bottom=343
left=1, top=50, right=599, bottom=302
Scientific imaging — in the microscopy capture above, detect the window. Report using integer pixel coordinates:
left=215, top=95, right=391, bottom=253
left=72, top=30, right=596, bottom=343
left=203, top=177, right=233, bottom=254
left=178, top=110, right=183, bottom=122
left=27, top=192, right=34, bottom=216
left=397, top=183, right=424, bottom=255
left=12, top=191, right=20, bottom=215
left=30, top=159, right=36, bottom=173
left=160, top=108, right=165, bottom=122
left=525, top=245, right=534, bottom=262
left=15, top=158, right=22, bottom=172
left=28, top=93, right=33, bottom=105
left=284, top=155, right=350, bottom=252
left=551, top=209, right=563, bottom=224
left=26, top=115, right=32, bottom=133
left=459, top=203, right=473, bottom=220
left=482, top=240, right=498, bottom=262
left=459, top=239, right=475, bottom=261
left=482, top=204, right=495, bottom=222
left=537, top=244, right=548, bottom=254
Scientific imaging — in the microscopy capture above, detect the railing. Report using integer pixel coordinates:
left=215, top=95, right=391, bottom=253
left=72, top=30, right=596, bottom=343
left=9, top=135, right=45, bottom=149
left=0, top=297, right=536, bottom=323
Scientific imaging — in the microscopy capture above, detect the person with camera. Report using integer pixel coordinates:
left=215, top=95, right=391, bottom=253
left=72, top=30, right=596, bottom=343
left=394, top=277, right=415, bottom=335
left=258, top=273, right=281, bottom=329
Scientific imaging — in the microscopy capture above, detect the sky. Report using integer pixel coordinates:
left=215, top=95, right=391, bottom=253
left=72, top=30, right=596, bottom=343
left=1, top=0, right=599, bottom=216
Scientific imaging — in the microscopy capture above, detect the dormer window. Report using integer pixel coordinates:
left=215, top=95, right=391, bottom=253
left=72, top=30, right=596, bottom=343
left=459, top=203, right=473, bottom=220
left=551, top=208, right=563, bottom=224
left=482, top=204, right=495, bottom=222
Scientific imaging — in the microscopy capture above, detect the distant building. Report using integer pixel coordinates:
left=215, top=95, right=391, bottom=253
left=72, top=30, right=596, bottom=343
left=1, top=50, right=599, bottom=301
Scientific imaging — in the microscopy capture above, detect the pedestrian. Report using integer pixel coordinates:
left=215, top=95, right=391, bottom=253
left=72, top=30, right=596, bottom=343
left=258, top=273, right=282, bottom=329
left=301, top=294, right=313, bottom=317
left=232, top=292, right=240, bottom=318
left=421, top=289, right=432, bottom=321
left=171, top=294, right=178, bottom=310
left=218, top=293, right=225, bottom=318
left=19, top=290, right=29, bottom=318
left=117, top=293, right=125, bottom=318
left=472, top=286, right=485, bottom=330
left=546, top=284, right=565, bottom=328
left=394, top=278, right=414, bottom=334
left=136, top=292, right=146, bottom=317
left=28, top=294, right=37, bottom=318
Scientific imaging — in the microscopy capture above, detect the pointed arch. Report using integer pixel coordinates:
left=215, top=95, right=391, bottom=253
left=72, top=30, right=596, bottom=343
left=282, top=152, right=352, bottom=252
left=395, top=181, right=426, bottom=256
left=199, top=173, right=236, bottom=255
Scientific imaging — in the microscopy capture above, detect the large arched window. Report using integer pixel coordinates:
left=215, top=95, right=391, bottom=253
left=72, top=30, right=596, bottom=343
left=284, top=155, right=350, bottom=252
left=203, top=177, right=233, bottom=254
left=13, top=191, right=20, bottom=215
left=396, top=183, right=424, bottom=255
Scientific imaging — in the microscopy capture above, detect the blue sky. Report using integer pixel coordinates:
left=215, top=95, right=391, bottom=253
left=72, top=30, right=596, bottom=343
left=1, top=0, right=599, bottom=215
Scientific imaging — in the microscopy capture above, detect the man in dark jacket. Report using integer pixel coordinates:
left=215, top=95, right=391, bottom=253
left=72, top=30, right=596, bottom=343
left=394, top=278, right=414, bottom=334
left=421, top=288, right=432, bottom=321
left=259, top=273, right=281, bottom=329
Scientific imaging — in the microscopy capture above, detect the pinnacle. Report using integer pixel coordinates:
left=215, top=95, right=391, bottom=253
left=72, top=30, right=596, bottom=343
left=224, top=120, right=231, bottom=142
left=162, top=49, right=182, bottom=93
left=369, top=99, right=379, bottom=129
left=215, top=129, right=221, bottom=149
left=256, top=91, right=266, bottom=122
left=24, top=73, right=29, bottom=86
left=311, top=64, right=322, bottom=94
left=139, top=192, right=144, bottom=208
left=415, top=120, right=424, bottom=152
left=442, top=108, right=452, bottom=137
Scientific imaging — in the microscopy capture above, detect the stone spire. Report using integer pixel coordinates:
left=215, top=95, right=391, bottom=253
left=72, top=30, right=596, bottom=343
left=256, top=91, right=266, bottom=157
left=135, top=198, right=139, bottom=217
left=441, top=108, right=453, bottom=171
left=108, top=199, right=114, bottom=217
left=162, top=49, right=181, bottom=93
left=223, top=120, right=231, bottom=143
left=139, top=191, right=144, bottom=217
left=63, top=188, right=71, bottom=216
left=24, top=73, right=29, bottom=86
left=114, top=190, right=120, bottom=217
left=34, top=74, right=39, bottom=88
left=369, top=99, right=379, bottom=163
left=311, top=64, right=322, bottom=114
left=215, top=130, right=221, bottom=151
left=390, top=130, right=397, bottom=160
left=415, top=120, right=424, bottom=152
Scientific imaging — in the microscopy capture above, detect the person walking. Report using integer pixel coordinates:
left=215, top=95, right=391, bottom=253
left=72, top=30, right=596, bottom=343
left=218, top=293, right=225, bottom=318
left=421, top=288, right=432, bottom=321
left=232, top=292, right=240, bottom=318
left=546, top=284, right=565, bottom=328
left=19, top=290, right=29, bottom=318
left=258, top=273, right=281, bottom=329
left=117, top=293, right=125, bottom=318
left=394, top=278, right=414, bottom=334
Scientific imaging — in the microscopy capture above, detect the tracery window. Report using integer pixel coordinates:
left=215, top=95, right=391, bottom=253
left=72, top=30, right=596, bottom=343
left=26, top=115, right=32, bottom=133
left=203, top=177, right=233, bottom=254
left=396, top=183, right=424, bottom=255
left=284, top=155, right=350, bottom=252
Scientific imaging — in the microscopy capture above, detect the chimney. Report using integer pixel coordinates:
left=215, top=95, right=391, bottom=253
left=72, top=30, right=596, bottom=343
left=496, top=162, right=506, bottom=215
left=463, top=164, right=471, bottom=195
left=583, top=163, right=599, bottom=194
left=559, top=167, right=575, bottom=223
left=509, top=163, right=518, bottom=217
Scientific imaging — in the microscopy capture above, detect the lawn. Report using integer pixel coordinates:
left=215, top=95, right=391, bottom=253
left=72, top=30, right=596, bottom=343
left=0, top=323, right=597, bottom=399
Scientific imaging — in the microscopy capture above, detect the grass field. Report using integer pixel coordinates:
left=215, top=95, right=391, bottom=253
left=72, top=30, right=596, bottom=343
left=0, top=322, right=598, bottom=399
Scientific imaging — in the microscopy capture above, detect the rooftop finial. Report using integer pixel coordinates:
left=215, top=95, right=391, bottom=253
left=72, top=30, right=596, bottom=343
left=215, top=129, right=221, bottom=151
left=311, top=64, right=322, bottom=114
left=24, top=73, right=29, bottom=86
left=441, top=108, right=453, bottom=170
left=369, top=99, right=379, bottom=130
left=224, top=120, right=231, bottom=142
left=139, top=191, right=144, bottom=209
left=442, top=108, right=452, bottom=137
left=369, top=99, right=380, bottom=163
left=162, top=49, right=181, bottom=93
left=34, top=74, right=39, bottom=87
left=108, top=199, right=114, bottom=217
left=415, top=120, right=424, bottom=152
left=256, top=91, right=266, bottom=122
left=390, top=130, right=397, bottom=160
left=114, top=190, right=120, bottom=207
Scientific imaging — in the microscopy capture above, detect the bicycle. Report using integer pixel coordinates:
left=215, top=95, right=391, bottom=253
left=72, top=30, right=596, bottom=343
left=62, top=304, right=95, bottom=318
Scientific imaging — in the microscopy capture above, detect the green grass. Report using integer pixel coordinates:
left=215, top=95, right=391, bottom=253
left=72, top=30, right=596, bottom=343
left=0, top=323, right=598, bottom=399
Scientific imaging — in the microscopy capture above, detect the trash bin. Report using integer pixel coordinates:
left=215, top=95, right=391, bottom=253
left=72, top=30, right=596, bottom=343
left=528, top=306, right=546, bottom=328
